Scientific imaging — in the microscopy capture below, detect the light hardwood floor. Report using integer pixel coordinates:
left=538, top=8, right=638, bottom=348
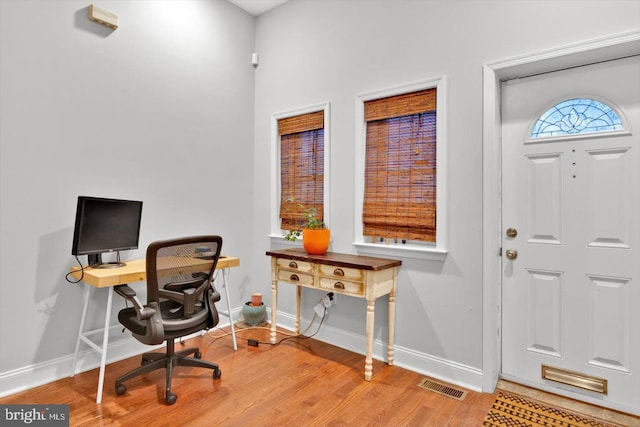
left=1, top=326, right=496, bottom=426
left=1, top=326, right=635, bottom=426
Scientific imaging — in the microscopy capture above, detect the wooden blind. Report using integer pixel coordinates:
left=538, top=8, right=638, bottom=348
left=279, top=111, right=324, bottom=230
left=364, top=89, right=436, bottom=122
left=278, top=111, right=324, bottom=136
left=363, top=89, right=436, bottom=242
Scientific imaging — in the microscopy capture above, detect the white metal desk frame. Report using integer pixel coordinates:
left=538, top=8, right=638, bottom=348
left=70, top=263, right=237, bottom=404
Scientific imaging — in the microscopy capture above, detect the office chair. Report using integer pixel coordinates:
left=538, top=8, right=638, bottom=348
left=114, top=235, right=224, bottom=405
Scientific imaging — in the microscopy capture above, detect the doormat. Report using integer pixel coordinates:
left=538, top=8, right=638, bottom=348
left=483, top=392, right=618, bottom=427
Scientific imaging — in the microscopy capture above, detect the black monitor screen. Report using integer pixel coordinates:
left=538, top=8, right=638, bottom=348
left=71, top=196, right=143, bottom=267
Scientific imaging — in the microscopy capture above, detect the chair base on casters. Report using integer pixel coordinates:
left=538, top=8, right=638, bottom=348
left=115, top=338, right=222, bottom=405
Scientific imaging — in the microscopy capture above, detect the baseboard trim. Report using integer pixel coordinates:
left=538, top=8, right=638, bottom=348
left=1, top=309, right=483, bottom=398
left=0, top=317, right=235, bottom=399
left=0, top=337, right=156, bottom=398
left=274, top=310, right=484, bottom=392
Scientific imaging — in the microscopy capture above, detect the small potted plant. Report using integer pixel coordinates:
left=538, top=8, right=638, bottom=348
left=283, top=198, right=330, bottom=255
left=242, top=293, right=267, bottom=326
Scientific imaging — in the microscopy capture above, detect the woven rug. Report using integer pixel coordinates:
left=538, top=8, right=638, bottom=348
left=483, top=392, right=618, bottom=427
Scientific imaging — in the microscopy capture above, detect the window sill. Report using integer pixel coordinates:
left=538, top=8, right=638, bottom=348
left=269, top=234, right=303, bottom=247
left=269, top=235, right=448, bottom=262
left=352, top=242, right=448, bottom=261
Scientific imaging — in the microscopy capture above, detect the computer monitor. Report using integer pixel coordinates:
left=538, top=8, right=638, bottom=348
left=71, top=196, right=143, bottom=268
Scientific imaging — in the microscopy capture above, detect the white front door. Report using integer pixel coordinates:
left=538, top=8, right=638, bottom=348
left=501, top=55, right=640, bottom=414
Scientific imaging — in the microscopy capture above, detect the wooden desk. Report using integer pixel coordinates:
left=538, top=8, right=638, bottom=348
left=69, top=256, right=240, bottom=287
left=69, top=256, right=239, bottom=403
left=266, top=249, right=401, bottom=381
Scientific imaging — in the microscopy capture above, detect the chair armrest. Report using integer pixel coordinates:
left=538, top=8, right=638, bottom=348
left=114, top=285, right=156, bottom=320
left=114, top=284, right=136, bottom=298
left=209, top=289, right=221, bottom=303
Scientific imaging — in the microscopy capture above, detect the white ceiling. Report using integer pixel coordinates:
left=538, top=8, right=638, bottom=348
left=227, top=0, right=289, bottom=16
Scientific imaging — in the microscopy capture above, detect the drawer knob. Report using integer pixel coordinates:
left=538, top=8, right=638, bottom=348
left=289, top=261, right=298, bottom=268
left=290, top=274, right=300, bottom=281
left=334, top=282, right=345, bottom=290
left=334, top=268, right=345, bottom=276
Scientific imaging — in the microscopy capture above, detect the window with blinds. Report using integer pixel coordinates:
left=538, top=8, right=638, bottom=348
left=363, top=89, right=436, bottom=242
left=278, top=111, right=324, bottom=231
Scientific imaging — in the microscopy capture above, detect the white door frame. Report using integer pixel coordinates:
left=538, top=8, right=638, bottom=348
left=481, top=30, right=640, bottom=393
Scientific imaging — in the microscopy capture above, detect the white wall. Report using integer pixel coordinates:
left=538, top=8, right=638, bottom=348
left=2, top=0, right=639, bottom=397
left=252, top=0, right=640, bottom=389
left=0, top=0, right=255, bottom=392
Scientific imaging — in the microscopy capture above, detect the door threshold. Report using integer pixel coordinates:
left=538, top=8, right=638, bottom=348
left=497, top=379, right=639, bottom=426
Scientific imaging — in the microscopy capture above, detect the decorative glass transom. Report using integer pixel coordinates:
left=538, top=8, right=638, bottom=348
left=531, top=98, right=623, bottom=138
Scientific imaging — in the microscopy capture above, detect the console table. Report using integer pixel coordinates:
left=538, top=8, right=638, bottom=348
left=69, top=255, right=240, bottom=403
left=266, top=249, right=401, bottom=380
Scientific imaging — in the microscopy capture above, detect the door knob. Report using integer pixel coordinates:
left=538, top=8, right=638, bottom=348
left=505, top=249, right=518, bottom=260
left=506, top=228, right=518, bottom=238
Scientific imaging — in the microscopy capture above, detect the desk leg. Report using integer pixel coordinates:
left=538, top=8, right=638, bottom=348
left=221, top=268, right=237, bottom=351
left=95, top=288, right=113, bottom=404
left=364, top=299, right=375, bottom=381
left=71, top=284, right=92, bottom=377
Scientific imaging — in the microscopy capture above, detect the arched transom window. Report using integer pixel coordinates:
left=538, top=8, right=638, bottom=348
left=530, top=98, right=624, bottom=139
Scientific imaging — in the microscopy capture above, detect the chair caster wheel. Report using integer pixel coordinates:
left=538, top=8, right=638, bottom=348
left=115, top=383, right=127, bottom=396
left=213, top=368, right=222, bottom=379
left=166, top=392, right=177, bottom=405
left=194, top=351, right=201, bottom=359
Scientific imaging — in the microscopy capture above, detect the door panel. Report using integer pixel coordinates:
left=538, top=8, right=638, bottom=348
left=525, top=153, right=563, bottom=244
left=525, top=269, right=562, bottom=357
left=501, top=55, right=639, bottom=414
left=587, top=274, right=630, bottom=372
left=586, top=148, right=631, bottom=248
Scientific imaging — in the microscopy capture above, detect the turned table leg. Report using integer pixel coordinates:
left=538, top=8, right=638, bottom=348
left=295, top=286, right=302, bottom=334
left=387, top=285, right=396, bottom=366
left=364, top=298, right=375, bottom=381
left=270, top=258, right=278, bottom=344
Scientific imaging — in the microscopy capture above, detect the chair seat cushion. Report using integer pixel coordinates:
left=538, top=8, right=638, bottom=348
left=118, top=300, right=209, bottom=337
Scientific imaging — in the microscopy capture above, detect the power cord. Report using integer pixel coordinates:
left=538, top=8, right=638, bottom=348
left=64, top=256, right=85, bottom=283
left=245, top=298, right=328, bottom=346
left=204, top=298, right=328, bottom=348
left=268, top=306, right=326, bottom=346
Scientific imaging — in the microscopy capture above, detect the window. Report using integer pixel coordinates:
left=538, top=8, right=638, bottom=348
left=355, top=78, right=447, bottom=260
left=270, top=104, right=330, bottom=241
left=278, top=111, right=324, bottom=230
left=364, top=90, right=436, bottom=242
left=530, top=98, right=624, bottom=139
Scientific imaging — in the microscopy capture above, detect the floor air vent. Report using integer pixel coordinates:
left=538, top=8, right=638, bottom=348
left=417, top=378, right=467, bottom=401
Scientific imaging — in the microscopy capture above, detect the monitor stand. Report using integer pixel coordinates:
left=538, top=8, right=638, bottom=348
left=88, top=253, right=126, bottom=269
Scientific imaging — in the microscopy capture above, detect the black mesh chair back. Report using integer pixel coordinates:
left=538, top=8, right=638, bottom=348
left=115, top=235, right=223, bottom=405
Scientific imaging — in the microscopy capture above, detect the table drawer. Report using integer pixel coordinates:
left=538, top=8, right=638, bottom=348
left=278, top=269, right=314, bottom=286
left=276, top=258, right=314, bottom=273
left=319, top=277, right=364, bottom=296
left=319, top=264, right=364, bottom=281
